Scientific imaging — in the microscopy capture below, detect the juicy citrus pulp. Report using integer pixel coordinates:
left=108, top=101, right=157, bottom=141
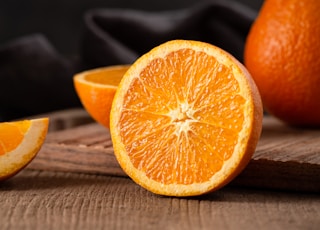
left=73, top=65, right=131, bottom=128
left=110, top=40, right=263, bottom=196
left=0, top=118, right=49, bottom=181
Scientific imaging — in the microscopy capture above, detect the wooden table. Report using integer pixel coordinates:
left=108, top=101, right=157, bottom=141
left=0, top=109, right=319, bottom=230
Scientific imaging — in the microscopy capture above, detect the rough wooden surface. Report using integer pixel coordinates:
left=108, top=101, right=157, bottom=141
left=1, top=109, right=319, bottom=230
left=28, top=109, right=320, bottom=192
left=0, top=169, right=319, bottom=230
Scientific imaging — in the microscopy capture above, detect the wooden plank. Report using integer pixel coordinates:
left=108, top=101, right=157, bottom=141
left=233, top=117, right=320, bottom=192
left=27, top=110, right=320, bottom=192
left=1, top=169, right=319, bottom=230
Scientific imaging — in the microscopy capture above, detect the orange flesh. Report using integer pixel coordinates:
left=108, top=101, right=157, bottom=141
left=118, top=49, right=245, bottom=185
left=85, top=68, right=127, bottom=85
left=0, top=120, right=31, bottom=155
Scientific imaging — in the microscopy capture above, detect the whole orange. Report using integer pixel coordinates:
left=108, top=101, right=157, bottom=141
left=244, top=0, right=320, bottom=127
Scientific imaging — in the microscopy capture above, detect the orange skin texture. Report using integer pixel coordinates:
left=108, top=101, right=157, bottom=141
left=244, top=0, right=320, bottom=127
left=73, top=65, right=130, bottom=129
left=74, top=81, right=116, bottom=129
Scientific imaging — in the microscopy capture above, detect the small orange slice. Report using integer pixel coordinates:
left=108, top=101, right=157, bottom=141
left=110, top=40, right=263, bottom=196
left=0, top=118, right=49, bottom=181
left=73, top=65, right=131, bottom=128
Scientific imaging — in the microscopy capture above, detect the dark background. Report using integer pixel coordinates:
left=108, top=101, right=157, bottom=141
left=0, top=0, right=264, bottom=121
left=0, top=0, right=263, bottom=58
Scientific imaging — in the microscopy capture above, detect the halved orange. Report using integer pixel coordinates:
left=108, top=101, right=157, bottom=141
left=73, top=65, right=131, bottom=128
left=110, top=40, right=263, bottom=196
left=0, top=118, right=49, bottom=181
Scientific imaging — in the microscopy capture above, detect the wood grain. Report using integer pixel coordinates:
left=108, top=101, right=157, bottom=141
left=27, top=109, right=320, bottom=192
left=2, top=109, right=320, bottom=229
left=1, top=169, right=319, bottom=230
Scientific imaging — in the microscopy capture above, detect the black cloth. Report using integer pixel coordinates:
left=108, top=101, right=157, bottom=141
left=0, top=0, right=257, bottom=121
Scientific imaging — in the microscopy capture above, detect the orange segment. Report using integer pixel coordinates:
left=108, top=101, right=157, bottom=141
left=110, top=40, right=263, bottom=196
left=0, top=121, right=30, bottom=155
left=73, top=65, right=131, bottom=128
left=0, top=118, right=49, bottom=181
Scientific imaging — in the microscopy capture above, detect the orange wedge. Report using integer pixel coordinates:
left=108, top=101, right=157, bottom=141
left=0, top=118, right=49, bottom=181
left=73, top=65, right=131, bottom=128
left=110, top=40, right=263, bottom=196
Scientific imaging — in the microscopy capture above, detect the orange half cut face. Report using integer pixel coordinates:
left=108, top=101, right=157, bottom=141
left=110, top=40, right=263, bottom=196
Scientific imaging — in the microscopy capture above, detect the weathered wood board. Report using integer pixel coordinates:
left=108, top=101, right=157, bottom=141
left=27, top=109, right=320, bottom=192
